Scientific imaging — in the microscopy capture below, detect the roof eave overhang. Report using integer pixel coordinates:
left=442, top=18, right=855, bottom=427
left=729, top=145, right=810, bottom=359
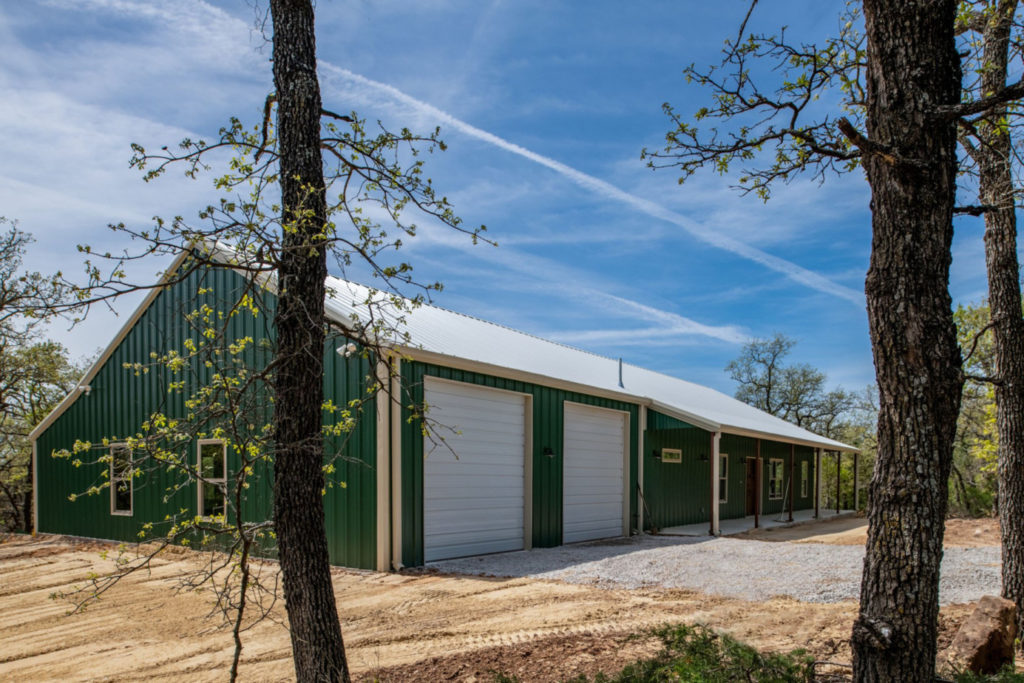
left=718, top=424, right=859, bottom=453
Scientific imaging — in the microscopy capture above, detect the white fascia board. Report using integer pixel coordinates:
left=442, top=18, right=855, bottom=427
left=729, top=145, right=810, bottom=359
left=646, top=399, right=722, bottom=433
left=398, top=347, right=649, bottom=408
left=28, top=250, right=194, bottom=442
left=719, top=424, right=859, bottom=453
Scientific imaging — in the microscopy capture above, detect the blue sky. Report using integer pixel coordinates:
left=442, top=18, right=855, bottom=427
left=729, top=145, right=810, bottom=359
left=0, top=0, right=996, bottom=396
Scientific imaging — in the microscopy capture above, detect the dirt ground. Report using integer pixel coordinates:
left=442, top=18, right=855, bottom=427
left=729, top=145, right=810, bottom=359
left=734, top=514, right=1001, bottom=548
left=0, top=523, right=999, bottom=682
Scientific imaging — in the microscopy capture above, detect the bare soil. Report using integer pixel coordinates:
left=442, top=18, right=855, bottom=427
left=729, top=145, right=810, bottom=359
left=734, top=515, right=1001, bottom=548
left=0, top=526, right=995, bottom=682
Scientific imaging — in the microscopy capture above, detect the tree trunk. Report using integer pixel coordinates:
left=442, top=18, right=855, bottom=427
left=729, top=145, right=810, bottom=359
left=974, top=0, right=1024, bottom=650
left=268, top=1, right=350, bottom=681
left=851, top=2, right=964, bottom=681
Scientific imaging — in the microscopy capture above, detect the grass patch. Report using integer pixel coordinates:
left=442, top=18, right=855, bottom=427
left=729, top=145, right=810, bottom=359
left=492, top=624, right=1024, bottom=682
left=495, top=623, right=816, bottom=682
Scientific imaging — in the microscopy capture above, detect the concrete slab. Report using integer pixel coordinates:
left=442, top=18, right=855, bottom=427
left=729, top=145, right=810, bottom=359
left=658, top=508, right=856, bottom=537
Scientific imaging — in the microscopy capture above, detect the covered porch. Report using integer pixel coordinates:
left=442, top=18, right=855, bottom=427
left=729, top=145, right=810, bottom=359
left=659, top=507, right=856, bottom=537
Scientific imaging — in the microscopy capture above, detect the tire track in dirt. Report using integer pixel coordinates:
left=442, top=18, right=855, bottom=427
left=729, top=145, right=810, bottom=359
left=0, top=534, right=978, bottom=681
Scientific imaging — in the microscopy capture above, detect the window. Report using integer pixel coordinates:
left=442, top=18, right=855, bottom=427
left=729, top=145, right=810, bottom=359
left=768, top=458, right=785, bottom=500
left=661, top=448, right=682, bottom=464
left=110, top=444, right=133, bottom=515
left=801, top=461, right=809, bottom=498
left=198, top=441, right=227, bottom=518
left=719, top=454, right=728, bottom=503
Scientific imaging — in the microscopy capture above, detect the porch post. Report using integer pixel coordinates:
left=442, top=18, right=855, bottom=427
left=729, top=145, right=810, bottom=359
left=710, top=431, right=721, bottom=536
left=788, top=443, right=795, bottom=522
left=638, top=405, right=646, bottom=533
left=814, top=447, right=821, bottom=519
left=853, top=450, right=860, bottom=511
left=754, top=438, right=761, bottom=529
left=836, top=451, right=841, bottom=514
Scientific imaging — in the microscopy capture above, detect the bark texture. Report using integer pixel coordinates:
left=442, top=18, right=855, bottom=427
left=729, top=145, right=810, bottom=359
left=972, top=0, right=1024, bottom=649
left=851, top=2, right=964, bottom=681
left=268, top=1, right=350, bottom=680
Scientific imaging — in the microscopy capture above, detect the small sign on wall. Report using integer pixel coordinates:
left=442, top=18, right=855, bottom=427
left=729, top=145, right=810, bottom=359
left=661, top=448, right=682, bottom=463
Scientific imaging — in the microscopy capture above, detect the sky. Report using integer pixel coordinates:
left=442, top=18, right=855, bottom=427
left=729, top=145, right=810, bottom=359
left=0, top=0, right=998, bottom=396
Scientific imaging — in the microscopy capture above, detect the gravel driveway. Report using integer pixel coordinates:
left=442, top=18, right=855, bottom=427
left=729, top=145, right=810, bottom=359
left=430, top=534, right=1001, bottom=605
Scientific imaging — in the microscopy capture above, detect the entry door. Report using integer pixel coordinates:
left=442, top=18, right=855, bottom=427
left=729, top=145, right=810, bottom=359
left=423, top=378, right=527, bottom=561
left=562, top=402, right=627, bottom=543
left=745, top=457, right=757, bottom=515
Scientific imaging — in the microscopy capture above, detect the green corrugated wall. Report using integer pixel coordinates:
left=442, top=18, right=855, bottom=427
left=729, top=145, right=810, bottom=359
left=642, top=427, right=712, bottom=529
left=719, top=434, right=756, bottom=520
left=642, top=414, right=819, bottom=528
left=400, top=362, right=640, bottom=567
left=35, top=264, right=379, bottom=569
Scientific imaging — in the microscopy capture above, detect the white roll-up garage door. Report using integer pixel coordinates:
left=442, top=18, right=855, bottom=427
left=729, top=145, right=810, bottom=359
left=423, top=378, right=527, bottom=561
left=563, top=402, right=627, bottom=544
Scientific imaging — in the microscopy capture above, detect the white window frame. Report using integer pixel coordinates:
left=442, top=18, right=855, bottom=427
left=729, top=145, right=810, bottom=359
left=110, top=443, right=133, bottom=516
left=197, top=439, right=228, bottom=519
left=768, top=458, right=785, bottom=500
left=719, top=453, right=729, bottom=503
left=801, top=460, right=809, bottom=498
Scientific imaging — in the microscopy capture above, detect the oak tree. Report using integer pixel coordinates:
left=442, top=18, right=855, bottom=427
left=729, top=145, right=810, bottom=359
left=643, top=1, right=1024, bottom=678
left=52, top=2, right=481, bottom=680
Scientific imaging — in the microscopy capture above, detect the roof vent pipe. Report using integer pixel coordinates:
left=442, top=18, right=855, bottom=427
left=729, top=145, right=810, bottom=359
left=618, top=357, right=624, bottom=388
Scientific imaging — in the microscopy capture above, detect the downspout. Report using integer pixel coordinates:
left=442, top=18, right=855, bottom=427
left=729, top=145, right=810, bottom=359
left=788, top=443, right=795, bottom=522
left=814, top=447, right=821, bottom=519
left=836, top=451, right=841, bottom=515
left=754, top=439, right=761, bottom=529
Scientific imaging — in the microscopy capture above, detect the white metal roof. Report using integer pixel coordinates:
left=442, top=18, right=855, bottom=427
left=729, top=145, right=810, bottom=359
left=27, top=243, right=856, bottom=453
left=324, top=277, right=857, bottom=452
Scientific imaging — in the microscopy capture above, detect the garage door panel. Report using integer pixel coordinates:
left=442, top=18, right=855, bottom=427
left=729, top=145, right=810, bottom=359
left=563, top=403, right=626, bottom=544
left=426, top=512, right=523, bottom=534
left=425, top=490, right=523, bottom=509
left=427, top=536, right=524, bottom=562
left=424, top=378, right=527, bottom=562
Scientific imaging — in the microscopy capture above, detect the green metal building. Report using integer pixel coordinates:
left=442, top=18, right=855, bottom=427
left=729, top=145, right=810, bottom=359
left=31, top=251, right=857, bottom=571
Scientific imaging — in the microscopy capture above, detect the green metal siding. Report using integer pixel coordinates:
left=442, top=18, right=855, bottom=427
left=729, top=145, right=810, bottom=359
left=400, top=362, right=640, bottom=567
left=642, top=431, right=818, bottom=527
left=35, top=264, right=378, bottom=569
left=793, top=445, right=815, bottom=511
left=719, top=434, right=756, bottom=521
left=759, top=441, right=816, bottom=517
left=642, top=427, right=712, bottom=529
left=321, top=335, right=378, bottom=569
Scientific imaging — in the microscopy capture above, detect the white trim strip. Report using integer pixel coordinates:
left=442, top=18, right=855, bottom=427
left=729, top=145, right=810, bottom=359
left=637, top=405, right=645, bottom=534
left=375, top=360, right=390, bottom=572
left=390, top=358, right=403, bottom=570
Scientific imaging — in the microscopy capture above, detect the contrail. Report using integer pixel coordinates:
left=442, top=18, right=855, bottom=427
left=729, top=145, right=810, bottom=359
left=67, top=0, right=863, bottom=307
left=319, top=64, right=865, bottom=306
